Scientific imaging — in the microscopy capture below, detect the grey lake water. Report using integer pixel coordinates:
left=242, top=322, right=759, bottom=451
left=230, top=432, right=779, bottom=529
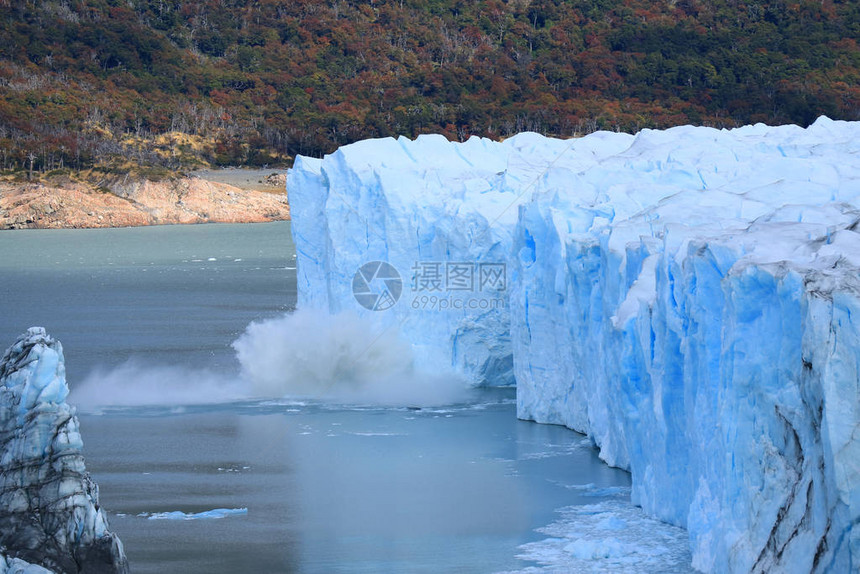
left=0, top=222, right=690, bottom=573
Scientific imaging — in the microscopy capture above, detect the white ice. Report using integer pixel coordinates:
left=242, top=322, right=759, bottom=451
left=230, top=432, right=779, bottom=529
left=288, top=117, right=860, bottom=572
left=0, top=555, right=53, bottom=574
left=500, top=491, right=692, bottom=574
left=141, top=508, right=248, bottom=521
left=0, top=327, right=127, bottom=573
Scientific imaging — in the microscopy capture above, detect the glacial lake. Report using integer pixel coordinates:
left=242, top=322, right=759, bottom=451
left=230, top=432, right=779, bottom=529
left=0, top=222, right=690, bottom=573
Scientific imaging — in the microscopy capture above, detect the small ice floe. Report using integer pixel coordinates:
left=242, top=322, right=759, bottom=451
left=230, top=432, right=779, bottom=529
left=140, top=508, right=248, bottom=521
left=217, top=465, right=251, bottom=473
left=500, top=499, right=692, bottom=573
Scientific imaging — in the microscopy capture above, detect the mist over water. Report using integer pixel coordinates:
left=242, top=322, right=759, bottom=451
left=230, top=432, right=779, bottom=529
left=71, top=361, right=245, bottom=409
left=71, top=309, right=470, bottom=410
left=1, top=223, right=665, bottom=573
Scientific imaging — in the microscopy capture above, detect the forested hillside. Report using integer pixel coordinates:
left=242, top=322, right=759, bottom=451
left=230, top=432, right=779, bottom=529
left=1, top=0, right=858, bottom=172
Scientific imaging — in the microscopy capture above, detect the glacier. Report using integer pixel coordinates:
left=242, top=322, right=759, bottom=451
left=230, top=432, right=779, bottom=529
left=288, top=117, right=860, bottom=572
left=0, top=328, right=128, bottom=574
left=289, top=130, right=632, bottom=384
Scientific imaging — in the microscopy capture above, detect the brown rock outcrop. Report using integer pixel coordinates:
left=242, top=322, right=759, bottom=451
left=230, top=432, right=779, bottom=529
left=0, top=176, right=289, bottom=230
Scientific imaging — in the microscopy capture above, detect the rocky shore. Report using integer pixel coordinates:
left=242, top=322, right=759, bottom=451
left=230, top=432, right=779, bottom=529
left=0, top=174, right=289, bottom=230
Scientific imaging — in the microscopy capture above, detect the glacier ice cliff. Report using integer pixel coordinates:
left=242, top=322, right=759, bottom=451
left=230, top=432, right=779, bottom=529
left=288, top=118, right=860, bottom=572
left=0, top=328, right=128, bottom=574
left=511, top=118, right=860, bottom=573
left=288, top=131, right=632, bottom=384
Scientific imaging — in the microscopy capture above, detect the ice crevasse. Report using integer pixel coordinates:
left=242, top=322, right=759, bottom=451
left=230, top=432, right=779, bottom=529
left=287, top=117, right=860, bottom=573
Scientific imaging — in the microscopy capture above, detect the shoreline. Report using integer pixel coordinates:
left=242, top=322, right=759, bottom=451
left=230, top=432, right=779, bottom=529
left=0, top=169, right=290, bottom=230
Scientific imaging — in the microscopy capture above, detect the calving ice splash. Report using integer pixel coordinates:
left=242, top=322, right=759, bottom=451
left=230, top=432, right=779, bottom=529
left=70, top=308, right=470, bottom=408
left=288, top=118, right=860, bottom=573
left=232, top=309, right=470, bottom=406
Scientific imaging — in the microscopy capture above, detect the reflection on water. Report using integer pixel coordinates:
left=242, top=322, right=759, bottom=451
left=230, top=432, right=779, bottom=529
left=81, top=396, right=631, bottom=573
left=0, top=222, right=671, bottom=573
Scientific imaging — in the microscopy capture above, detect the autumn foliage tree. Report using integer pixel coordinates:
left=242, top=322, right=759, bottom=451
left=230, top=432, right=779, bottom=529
left=0, top=0, right=857, bottom=173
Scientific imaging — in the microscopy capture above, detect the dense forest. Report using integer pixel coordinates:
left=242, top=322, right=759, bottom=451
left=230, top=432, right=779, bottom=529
left=1, top=0, right=858, bottom=172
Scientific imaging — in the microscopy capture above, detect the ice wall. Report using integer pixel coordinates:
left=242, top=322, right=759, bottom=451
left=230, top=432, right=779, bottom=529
left=288, top=131, right=632, bottom=384
left=0, top=328, right=128, bottom=574
left=288, top=118, right=860, bottom=572
left=511, top=118, right=860, bottom=572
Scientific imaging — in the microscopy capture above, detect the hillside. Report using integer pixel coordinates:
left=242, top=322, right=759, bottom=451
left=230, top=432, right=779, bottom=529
left=1, top=0, right=859, bottom=174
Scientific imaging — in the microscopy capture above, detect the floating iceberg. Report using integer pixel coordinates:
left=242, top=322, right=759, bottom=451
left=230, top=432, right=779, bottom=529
left=141, top=507, right=247, bottom=521
left=0, top=328, right=128, bottom=574
left=288, top=118, right=860, bottom=572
